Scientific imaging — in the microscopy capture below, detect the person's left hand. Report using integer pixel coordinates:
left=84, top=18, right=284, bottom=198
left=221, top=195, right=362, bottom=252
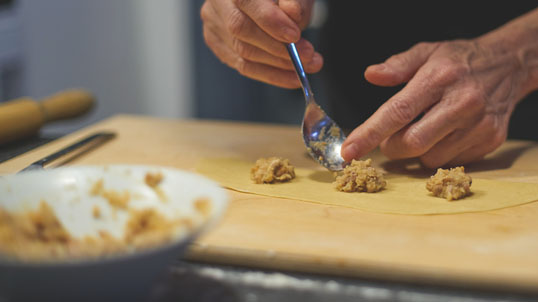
left=340, top=38, right=531, bottom=168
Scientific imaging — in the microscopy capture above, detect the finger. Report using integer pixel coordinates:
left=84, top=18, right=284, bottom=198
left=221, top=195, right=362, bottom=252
left=233, top=0, right=301, bottom=42
left=341, top=64, right=446, bottom=162
left=380, top=85, right=485, bottom=159
left=203, top=24, right=242, bottom=69
left=209, top=13, right=321, bottom=73
left=279, top=0, right=315, bottom=29
left=379, top=108, right=452, bottom=160
left=204, top=25, right=301, bottom=88
left=221, top=37, right=319, bottom=70
left=444, top=144, right=493, bottom=167
left=204, top=0, right=320, bottom=71
left=209, top=0, right=318, bottom=65
left=206, top=0, right=290, bottom=59
left=418, top=130, right=477, bottom=168
left=226, top=40, right=321, bottom=73
left=364, top=42, right=440, bottom=87
left=419, top=118, right=504, bottom=168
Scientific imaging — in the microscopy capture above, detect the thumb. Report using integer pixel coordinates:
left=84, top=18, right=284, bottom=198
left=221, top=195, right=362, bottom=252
left=278, top=0, right=314, bottom=29
left=364, top=42, right=440, bottom=87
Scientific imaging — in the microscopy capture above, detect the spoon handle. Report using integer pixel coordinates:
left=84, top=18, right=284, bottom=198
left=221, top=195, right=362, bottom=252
left=286, top=43, right=314, bottom=103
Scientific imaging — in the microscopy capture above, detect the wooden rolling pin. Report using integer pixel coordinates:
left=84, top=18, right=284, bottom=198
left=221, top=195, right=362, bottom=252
left=0, top=89, right=95, bottom=145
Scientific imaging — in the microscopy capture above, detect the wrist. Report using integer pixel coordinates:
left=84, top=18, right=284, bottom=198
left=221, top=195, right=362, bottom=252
left=476, top=9, right=538, bottom=97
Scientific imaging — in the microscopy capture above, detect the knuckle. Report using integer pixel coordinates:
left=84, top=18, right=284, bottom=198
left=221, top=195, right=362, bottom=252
left=359, top=126, right=384, bottom=155
left=235, top=57, right=246, bottom=74
left=227, top=9, right=248, bottom=37
left=418, top=41, right=441, bottom=53
left=200, top=3, right=208, bottom=22
left=202, top=29, right=220, bottom=56
left=428, top=59, right=469, bottom=87
left=460, top=87, right=487, bottom=116
left=202, top=27, right=211, bottom=45
left=232, top=39, right=253, bottom=59
left=387, top=99, right=417, bottom=125
left=234, top=57, right=250, bottom=76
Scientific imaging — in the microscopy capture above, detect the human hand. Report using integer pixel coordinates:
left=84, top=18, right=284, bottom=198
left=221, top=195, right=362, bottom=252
left=341, top=38, right=533, bottom=168
left=200, top=0, right=323, bottom=88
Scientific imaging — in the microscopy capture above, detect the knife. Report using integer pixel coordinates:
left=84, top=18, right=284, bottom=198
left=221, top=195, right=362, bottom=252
left=19, top=132, right=116, bottom=172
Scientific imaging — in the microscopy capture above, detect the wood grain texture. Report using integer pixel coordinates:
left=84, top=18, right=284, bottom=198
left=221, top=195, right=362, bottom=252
left=1, top=114, right=538, bottom=292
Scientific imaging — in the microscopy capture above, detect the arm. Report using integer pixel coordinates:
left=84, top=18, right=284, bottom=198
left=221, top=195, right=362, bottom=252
left=341, top=7, right=538, bottom=168
left=200, top=0, right=321, bottom=88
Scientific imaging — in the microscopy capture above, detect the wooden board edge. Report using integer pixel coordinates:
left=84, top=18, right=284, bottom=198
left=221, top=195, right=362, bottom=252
left=185, top=243, right=538, bottom=295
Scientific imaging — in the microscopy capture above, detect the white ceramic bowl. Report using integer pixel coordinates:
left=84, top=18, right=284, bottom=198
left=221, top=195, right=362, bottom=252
left=0, top=165, right=228, bottom=301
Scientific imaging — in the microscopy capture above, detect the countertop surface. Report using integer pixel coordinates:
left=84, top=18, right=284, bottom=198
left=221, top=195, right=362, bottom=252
left=2, top=115, right=538, bottom=302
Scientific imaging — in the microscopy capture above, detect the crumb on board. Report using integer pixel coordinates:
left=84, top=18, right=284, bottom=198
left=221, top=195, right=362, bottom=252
left=90, top=179, right=130, bottom=209
left=145, top=172, right=163, bottom=188
left=194, top=198, right=212, bottom=217
left=124, top=208, right=182, bottom=249
left=90, top=179, right=104, bottom=196
left=102, top=190, right=130, bottom=210
left=426, top=166, right=472, bottom=201
left=145, top=172, right=168, bottom=203
left=251, top=157, right=295, bottom=184
left=334, top=159, right=386, bottom=193
left=92, top=205, right=101, bottom=218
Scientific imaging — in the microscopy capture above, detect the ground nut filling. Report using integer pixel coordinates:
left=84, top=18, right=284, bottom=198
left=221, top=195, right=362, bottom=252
left=334, top=159, right=386, bottom=193
left=251, top=157, right=296, bottom=184
left=426, top=166, right=472, bottom=201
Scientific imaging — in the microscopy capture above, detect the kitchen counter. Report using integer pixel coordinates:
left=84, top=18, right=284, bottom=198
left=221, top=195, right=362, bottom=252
left=2, top=115, right=538, bottom=302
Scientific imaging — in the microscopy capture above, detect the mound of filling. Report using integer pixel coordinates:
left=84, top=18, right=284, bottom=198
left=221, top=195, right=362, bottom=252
left=426, top=166, right=472, bottom=201
left=334, top=159, right=386, bottom=193
left=251, top=157, right=296, bottom=184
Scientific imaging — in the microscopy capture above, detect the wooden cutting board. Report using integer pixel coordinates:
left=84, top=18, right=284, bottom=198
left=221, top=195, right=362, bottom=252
left=2, top=114, right=538, bottom=293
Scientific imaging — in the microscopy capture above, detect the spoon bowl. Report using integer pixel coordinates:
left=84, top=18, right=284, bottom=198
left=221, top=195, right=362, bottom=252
left=287, top=43, right=347, bottom=171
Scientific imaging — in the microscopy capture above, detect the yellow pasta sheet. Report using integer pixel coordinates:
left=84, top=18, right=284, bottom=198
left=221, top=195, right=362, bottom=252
left=196, top=158, right=538, bottom=215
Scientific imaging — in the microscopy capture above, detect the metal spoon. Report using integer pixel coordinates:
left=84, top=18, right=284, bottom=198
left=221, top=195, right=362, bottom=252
left=286, top=43, right=347, bottom=171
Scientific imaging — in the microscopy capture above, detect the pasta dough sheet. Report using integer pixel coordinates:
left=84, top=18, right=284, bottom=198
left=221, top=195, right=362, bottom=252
left=196, top=158, right=538, bottom=215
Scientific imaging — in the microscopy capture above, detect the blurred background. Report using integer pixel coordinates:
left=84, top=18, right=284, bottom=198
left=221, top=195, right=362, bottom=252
left=0, top=0, right=536, bottom=139
left=0, top=0, right=198, bottom=136
left=0, top=0, right=324, bottom=138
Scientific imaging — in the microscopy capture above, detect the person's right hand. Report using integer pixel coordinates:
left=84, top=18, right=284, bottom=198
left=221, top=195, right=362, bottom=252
left=200, top=0, right=323, bottom=88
